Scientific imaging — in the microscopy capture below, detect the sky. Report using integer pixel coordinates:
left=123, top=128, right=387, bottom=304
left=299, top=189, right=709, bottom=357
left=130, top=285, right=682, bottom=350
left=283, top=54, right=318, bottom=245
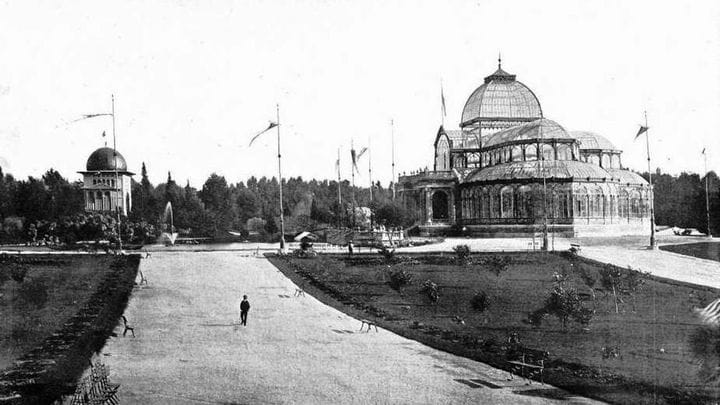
left=0, top=0, right=719, bottom=188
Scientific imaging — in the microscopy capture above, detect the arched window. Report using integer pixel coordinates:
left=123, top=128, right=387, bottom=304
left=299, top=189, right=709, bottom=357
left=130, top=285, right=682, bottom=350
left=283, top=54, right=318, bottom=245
left=610, top=154, right=620, bottom=169
left=554, top=188, right=571, bottom=218
left=618, top=189, right=629, bottom=219
left=517, top=186, right=533, bottom=218
left=589, top=154, right=600, bottom=166
left=525, top=145, right=537, bottom=161
left=541, top=144, right=554, bottom=161
left=629, top=190, right=641, bottom=218
left=511, top=146, right=523, bottom=162
left=435, top=138, right=450, bottom=171
left=491, top=188, right=502, bottom=219
left=500, top=186, right=514, bottom=219
left=481, top=188, right=490, bottom=219
left=556, top=144, right=572, bottom=160
left=432, top=191, right=449, bottom=220
left=574, top=186, right=588, bottom=218
left=601, top=154, right=610, bottom=168
left=589, top=185, right=604, bottom=217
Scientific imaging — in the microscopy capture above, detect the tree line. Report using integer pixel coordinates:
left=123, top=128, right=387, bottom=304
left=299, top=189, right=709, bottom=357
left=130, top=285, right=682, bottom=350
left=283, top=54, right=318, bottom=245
left=0, top=164, right=718, bottom=244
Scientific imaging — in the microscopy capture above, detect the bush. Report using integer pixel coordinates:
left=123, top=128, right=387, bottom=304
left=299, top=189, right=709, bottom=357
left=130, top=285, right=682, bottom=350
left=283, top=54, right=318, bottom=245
left=485, top=255, right=511, bottom=277
left=420, top=280, right=439, bottom=303
left=471, top=291, right=489, bottom=312
left=388, top=269, right=413, bottom=291
left=453, top=245, right=471, bottom=265
left=377, top=245, right=396, bottom=264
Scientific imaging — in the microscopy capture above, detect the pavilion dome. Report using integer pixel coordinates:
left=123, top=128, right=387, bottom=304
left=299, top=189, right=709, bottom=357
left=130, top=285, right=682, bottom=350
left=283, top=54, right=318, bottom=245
left=460, top=64, right=543, bottom=127
left=86, top=147, right=127, bottom=171
left=571, top=131, right=619, bottom=151
left=483, top=118, right=574, bottom=148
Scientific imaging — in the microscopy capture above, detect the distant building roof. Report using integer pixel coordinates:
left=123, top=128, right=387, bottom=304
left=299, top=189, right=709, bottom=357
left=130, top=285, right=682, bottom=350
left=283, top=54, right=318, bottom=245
left=85, top=147, right=128, bottom=172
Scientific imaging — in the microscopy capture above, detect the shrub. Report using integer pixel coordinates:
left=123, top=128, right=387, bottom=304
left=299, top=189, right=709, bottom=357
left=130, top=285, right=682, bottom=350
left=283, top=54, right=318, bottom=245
left=453, top=245, right=471, bottom=265
left=471, top=291, right=490, bottom=312
left=388, top=269, right=413, bottom=291
left=377, top=245, right=396, bottom=264
left=485, top=255, right=511, bottom=277
left=420, top=280, right=439, bottom=303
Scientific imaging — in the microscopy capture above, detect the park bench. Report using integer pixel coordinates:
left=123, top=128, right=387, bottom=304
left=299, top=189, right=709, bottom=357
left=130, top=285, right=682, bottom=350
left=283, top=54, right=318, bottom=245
left=569, top=243, right=582, bottom=253
left=359, top=319, right=379, bottom=333
left=506, top=347, right=548, bottom=384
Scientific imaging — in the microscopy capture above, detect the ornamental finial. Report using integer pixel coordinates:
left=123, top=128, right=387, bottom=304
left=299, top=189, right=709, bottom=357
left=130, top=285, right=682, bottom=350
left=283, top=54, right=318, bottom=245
left=498, top=52, right=502, bottom=69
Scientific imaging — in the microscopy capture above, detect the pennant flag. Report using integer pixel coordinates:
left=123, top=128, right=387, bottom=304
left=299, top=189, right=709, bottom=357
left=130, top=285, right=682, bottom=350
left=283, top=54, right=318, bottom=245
left=702, top=147, right=706, bottom=155
left=695, top=298, right=720, bottom=326
left=102, top=131, right=106, bottom=138
left=635, top=125, right=649, bottom=139
left=70, top=113, right=113, bottom=123
left=335, top=156, right=340, bottom=172
left=350, top=146, right=368, bottom=174
left=249, top=122, right=279, bottom=146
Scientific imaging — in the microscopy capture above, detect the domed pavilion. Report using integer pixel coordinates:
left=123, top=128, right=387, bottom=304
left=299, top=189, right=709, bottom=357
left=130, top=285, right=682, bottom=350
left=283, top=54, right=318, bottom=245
left=398, top=61, right=651, bottom=237
left=78, top=147, right=134, bottom=215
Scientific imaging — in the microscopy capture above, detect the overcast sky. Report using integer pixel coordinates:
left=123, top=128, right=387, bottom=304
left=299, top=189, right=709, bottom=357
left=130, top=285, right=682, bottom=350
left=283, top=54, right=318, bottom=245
left=0, top=0, right=718, bottom=187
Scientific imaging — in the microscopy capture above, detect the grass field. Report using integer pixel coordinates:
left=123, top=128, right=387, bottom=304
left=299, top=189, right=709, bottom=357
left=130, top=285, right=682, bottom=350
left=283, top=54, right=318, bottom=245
left=661, top=242, right=720, bottom=262
left=0, top=255, right=118, bottom=370
left=270, top=252, right=720, bottom=405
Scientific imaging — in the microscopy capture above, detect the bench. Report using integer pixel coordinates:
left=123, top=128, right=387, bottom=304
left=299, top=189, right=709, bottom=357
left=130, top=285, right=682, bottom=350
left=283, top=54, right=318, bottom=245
left=359, top=319, right=378, bottom=333
left=569, top=243, right=582, bottom=253
left=506, top=349, right=548, bottom=384
left=294, top=288, right=305, bottom=297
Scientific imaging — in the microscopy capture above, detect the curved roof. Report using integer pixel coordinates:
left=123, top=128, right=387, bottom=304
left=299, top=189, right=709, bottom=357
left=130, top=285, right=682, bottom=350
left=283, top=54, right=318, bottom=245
left=605, top=169, right=648, bottom=185
left=463, top=160, right=615, bottom=184
left=483, top=118, right=575, bottom=148
left=571, top=131, right=619, bottom=151
left=460, top=67, right=542, bottom=126
left=86, top=147, right=128, bottom=171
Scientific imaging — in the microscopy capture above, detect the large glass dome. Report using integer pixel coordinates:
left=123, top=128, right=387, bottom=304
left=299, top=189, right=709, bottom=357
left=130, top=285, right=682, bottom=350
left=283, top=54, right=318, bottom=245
left=460, top=65, right=542, bottom=127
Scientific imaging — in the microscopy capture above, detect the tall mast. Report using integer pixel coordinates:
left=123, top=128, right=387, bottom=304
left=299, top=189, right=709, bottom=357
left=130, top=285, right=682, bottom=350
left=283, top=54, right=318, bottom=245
left=644, top=111, right=657, bottom=249
left=368, top=136, right=373, bottom=202
left=391, top=120, right=396, bottom=201
left=539, top=126, right=548, bottom=251
left=351, top=138, right=356, bottom=229
left=111, top=95, right=122, bottom=252
left=705, top=148, right=712, bottom=238
left=337, top=147, right=343, bottom=227
left=276, top=104, right=286, bottom=252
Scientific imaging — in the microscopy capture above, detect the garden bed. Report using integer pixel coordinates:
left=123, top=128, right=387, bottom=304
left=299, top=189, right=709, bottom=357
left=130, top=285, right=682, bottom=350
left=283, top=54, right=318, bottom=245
left=269, top=251, right=719, bottom=405
left=0, top=253, right=140, bottom=404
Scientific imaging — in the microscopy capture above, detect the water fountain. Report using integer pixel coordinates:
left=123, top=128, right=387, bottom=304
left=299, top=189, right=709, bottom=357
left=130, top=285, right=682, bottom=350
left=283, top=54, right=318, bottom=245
left=159, top=201, right=178, bottom=245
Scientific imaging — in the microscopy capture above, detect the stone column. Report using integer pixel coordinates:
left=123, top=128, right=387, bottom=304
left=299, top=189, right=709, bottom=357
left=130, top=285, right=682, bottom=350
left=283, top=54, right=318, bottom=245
left=425, top=188, right=433, bottom=224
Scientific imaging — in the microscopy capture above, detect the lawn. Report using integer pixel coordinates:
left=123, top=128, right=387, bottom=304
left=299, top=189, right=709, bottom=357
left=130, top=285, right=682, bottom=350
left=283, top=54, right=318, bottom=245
left=661, top=242, right=720, bottom=262
left=0, top=253, right=139, bottom=402
left=270, top=252, right=719, bottom=405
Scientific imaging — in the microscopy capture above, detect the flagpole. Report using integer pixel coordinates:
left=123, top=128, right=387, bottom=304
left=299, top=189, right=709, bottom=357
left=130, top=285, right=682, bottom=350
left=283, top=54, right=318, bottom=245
left=337, top=147, right=343, bottom=228
left=440, top=80, right=445, bottom=127
left=276, top=104, right=286, bottom=252
left=351, top=139, right=356, bottom=230
left=368, top=137, right=373, bottom=202
left=644, top=111, right=657, bottom=249
left=111, top=95, right=122, bottom=252
left=391, top=119, right=396, bottom=201
left=705, top=148, right=712, bottom=238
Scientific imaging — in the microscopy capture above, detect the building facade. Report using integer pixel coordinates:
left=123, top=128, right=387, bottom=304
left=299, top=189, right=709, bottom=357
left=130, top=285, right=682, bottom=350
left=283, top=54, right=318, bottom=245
left=398, top=62, right=651, bottom=237
left=78, top=147, right=133, bottom=216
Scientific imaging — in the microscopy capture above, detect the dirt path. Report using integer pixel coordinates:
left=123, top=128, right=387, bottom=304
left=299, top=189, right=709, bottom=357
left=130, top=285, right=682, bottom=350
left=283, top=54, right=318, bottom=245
left=101, top=252, right=599, bottom=404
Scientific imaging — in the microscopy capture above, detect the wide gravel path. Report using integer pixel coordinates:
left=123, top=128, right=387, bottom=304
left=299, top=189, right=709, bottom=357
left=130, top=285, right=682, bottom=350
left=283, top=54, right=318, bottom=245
left=101, top=251, right=600, bottom=404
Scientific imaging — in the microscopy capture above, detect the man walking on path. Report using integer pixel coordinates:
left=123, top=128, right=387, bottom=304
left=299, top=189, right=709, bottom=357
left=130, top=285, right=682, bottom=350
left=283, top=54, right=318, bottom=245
left=240, top=295, right=250, bottom=326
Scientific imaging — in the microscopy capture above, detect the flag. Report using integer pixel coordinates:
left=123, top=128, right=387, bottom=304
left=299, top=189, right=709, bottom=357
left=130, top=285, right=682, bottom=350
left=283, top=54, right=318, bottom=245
left=102, top=131, right=106, bottom=138
left=635, top=125, right=649, bottom=139
left=351, top=146, right=368, bottom=174
left=695, top=298, right=720, bottom=326
left=441, top=84, right=447, bottom=117
left=70, top=113, right=113, bottom=123
left=702, top=147, right=706, bottom=155
left=249, top=122, right=278, bottom=146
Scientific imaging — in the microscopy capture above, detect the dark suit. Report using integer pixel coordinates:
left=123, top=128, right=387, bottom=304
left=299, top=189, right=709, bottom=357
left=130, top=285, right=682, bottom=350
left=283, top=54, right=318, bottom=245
left=240, top=299, right=250, bottom=325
